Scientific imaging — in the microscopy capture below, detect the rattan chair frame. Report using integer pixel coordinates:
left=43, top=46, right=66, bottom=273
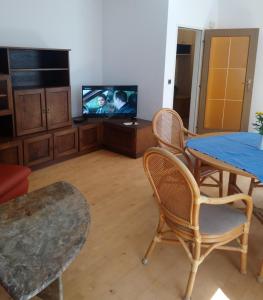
left=152, top=108, right=224, bottom=196
left=142, top=147, right=253, bottom=300
left=248, top=178, right=263, bottom=280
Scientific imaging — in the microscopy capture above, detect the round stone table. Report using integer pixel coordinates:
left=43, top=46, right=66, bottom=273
left=0, top=181, right=90, bottom=300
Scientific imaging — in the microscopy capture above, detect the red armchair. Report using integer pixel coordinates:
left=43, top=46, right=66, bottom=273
left=0, top=164, right=31, bottom=204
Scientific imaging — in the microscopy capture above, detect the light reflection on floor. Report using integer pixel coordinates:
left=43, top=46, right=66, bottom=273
left=211, top=288, right=230, bottom=300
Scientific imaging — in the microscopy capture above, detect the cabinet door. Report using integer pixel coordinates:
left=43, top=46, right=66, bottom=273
left=0, top=141, right=23, bottom=165
left=24, top=134, right=53, bottom=167
left=0, top=75, right=13, bottom=116
left=79, top=124, right=101, bottom=152
left=14, top=89, right=47, bottom=136
left=46, top=87, right=72, bottom=130
left=54, top=128, right=78, bottom=159
left=103, top=124, right=136, bottom=155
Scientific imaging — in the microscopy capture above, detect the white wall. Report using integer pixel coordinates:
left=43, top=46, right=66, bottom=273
left=102, top=0, right=169, bottom=120
left=163, top=0, right=218, bottom=108
left=0, top=0, right=103, bottom=116
left=4, top=0, right=259, bottom=126
left=102, top=0, right=219, bottom=121
left=217, top=0, right=263, bottom=130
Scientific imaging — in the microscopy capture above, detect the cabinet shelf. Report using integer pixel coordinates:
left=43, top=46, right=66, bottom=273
left=0, top=111, right=12, bottom=117
left=175, top=94, right=191, bottom=99
left=11, top=69, right=70, bottom=89
left=11, top=68, right=69, bottom=72
left=0, top=94, right=7, bottom=98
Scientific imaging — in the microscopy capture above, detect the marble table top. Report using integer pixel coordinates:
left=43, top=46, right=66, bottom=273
left=0, top=181, right=90, bottom=300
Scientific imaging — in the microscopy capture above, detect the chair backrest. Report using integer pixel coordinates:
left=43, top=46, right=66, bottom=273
left=144, top=147, right=200, bottom=229
left=152, top=108, right=185, bottom=154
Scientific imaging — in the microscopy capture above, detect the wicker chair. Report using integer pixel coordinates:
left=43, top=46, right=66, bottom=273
left=248, top=179, right=263, bottom=224
left=152, top=108, right=223, bottom=196
left=142, top=147, right=253, bottom=300
left=248, top=180, right=263, bottom=282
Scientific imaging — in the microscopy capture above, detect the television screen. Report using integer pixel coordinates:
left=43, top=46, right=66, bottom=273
left=82, top=85, right=137, bottom=118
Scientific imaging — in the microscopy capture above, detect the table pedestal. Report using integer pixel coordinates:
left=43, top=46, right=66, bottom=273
left=38, top=277, right=63, bottom=300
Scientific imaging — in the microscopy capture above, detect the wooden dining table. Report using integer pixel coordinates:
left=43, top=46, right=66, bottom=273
left=188, top=145, right=255, bottom=195
left=187, top=132, right=263, bottom=282
left=186, top=133, right=263, bottom=221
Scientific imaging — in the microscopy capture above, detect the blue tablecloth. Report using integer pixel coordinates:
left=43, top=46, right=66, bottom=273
left=186, top=132, right=263, bottom=182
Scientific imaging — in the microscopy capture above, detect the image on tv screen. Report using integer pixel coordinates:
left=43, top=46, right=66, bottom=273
left=82, top=86, right=137, bottom=117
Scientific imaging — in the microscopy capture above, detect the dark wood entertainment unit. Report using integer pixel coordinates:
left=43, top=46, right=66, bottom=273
left=0, top=46, right=156, bottom=170
left=103, top=119, right=156, bottom=158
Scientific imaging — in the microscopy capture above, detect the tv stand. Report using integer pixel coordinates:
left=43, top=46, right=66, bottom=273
left=73, top=116, right=86, bottom=124
left=102, top=118, right=156, bottom=158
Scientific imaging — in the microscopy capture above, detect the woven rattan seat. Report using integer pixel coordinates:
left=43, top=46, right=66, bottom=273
left=199, top=204, right=246, bottom=235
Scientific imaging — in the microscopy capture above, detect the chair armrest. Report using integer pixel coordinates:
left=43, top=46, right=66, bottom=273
left=200, top=194, right=253, bottom=220
left=183, top=128, right=197, bottom=137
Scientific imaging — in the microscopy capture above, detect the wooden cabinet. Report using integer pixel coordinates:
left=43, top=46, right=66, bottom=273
left=14, top=89, right=47, bottom=136
left=0, top=47, right=71, bottom=140
left=0, top=140, right=23, bottom=165
left=54, top=128, right=78, bottom=159
left=79, top=123, right=101, bottom=152
left=103, top=124, right=135, bottom=154
left=46, top=87, right=72, bottom=130
left=103, top=119, right=156, bottom=158
left=0, top=118, right=156, bottom=169
left=0, top=47, right=75, bottom=169
left=14, top=87, right=71, bottom=136
left=24, top=134, right=53, bottom=167
left=0, top=75, right=13, bottom=116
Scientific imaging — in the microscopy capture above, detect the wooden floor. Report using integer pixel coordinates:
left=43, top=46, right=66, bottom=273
left=1, top=150, right=263, bottom=300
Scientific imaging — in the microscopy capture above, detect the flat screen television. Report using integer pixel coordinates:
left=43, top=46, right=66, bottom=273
left=82, top=85, right=137, bottom=118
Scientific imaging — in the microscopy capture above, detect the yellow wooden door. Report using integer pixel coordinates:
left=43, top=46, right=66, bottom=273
left=198, top=29, right=259, bottom=133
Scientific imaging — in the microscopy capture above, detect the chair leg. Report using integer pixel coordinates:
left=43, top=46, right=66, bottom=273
left=142, top=216, right=164, bottom=265
left=184, top=241, right=201, bottom=300
left=194, top=159, right=201, bottom=186
left=184, top=260, right=199, bottom=300
left=142, top=236, right=158, bottom=265
left=240, top=230, right=249, bottom=274
left=258, top=261, right=263, bottom=283
left=219, top=171, right=223, bottom=197
left=248, top=178, right=255, bottom=196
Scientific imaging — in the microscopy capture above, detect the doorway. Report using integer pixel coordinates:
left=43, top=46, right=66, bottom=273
left=173, top=28, right=203, bottom=131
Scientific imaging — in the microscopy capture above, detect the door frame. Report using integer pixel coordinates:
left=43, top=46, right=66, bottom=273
left=188, top=29, right=204, bottom=133
left=197, top=28, right=259, bottom=133
left=173, top=26, right=204, bottom=133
